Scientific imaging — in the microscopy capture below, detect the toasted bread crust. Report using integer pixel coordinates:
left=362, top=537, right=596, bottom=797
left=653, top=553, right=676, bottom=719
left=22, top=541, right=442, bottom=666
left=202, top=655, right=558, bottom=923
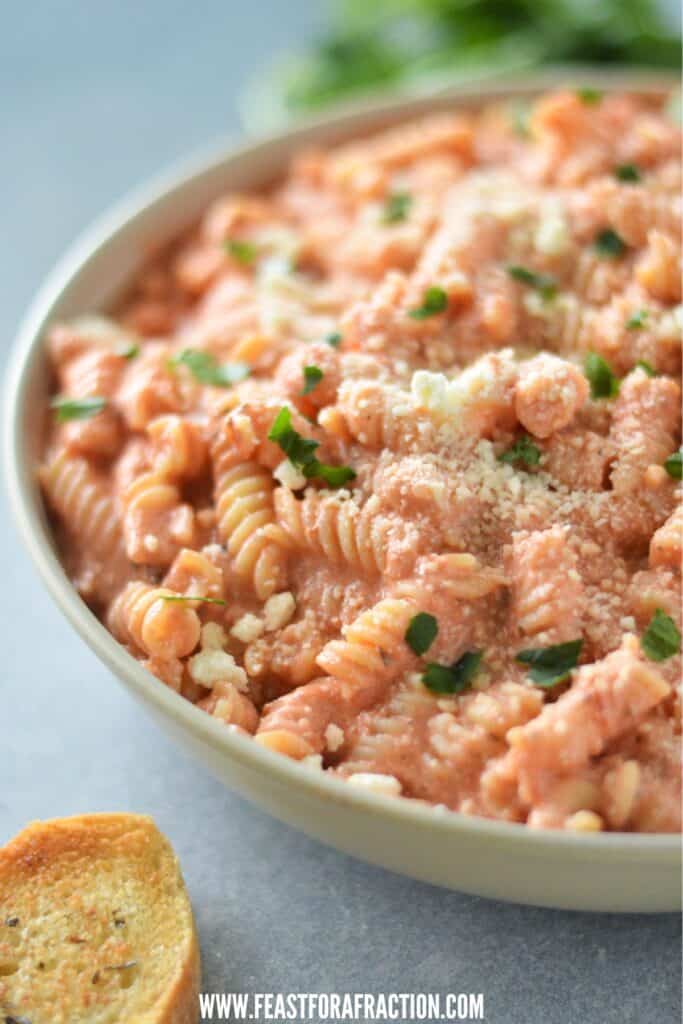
left=0, top=813, right=200, bottom=1024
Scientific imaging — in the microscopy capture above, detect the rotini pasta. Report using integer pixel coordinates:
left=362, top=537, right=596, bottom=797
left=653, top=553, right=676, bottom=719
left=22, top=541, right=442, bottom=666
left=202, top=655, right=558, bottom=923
left=121, top=470, right=195, bottom=567
left=609, top=368, right=681, bottom=494
left=506, top=527, right=584, bottom=646
left=39, top=88, right=682, bottom=832
left=57, top=347, right=126, bottom=457
left=275, top=487, right=409, bottom=576
left=257, top=597, right=419, bottom=755
left=108, top=581, right=201, bottom=660
left=39, top=450, right=127, bottom=602
left=213, top=460, right=290, bottom=599
left=210, top=404, right=297, bottom=598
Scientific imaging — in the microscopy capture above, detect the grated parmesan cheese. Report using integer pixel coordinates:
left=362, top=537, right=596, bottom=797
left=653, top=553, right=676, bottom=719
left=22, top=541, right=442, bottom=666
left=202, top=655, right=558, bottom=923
left=200, top=622, right=227, bottom=650
left=347, top=773, right=402, bottom=797
left=534, top=204, right=570, bottom=255
left=263, top=592, right=296, bottom=632
left=274, top=458, right=307, bottom=491
left=324, top=723, right=344, bottom=752
left=189, top=649, right=248, bottom=691
left=230, top=613, right=264, bottom=644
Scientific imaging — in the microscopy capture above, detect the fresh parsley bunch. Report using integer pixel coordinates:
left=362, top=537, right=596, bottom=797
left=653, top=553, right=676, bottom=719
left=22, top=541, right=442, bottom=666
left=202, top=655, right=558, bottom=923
left=242, top=0, right=681, bottom=126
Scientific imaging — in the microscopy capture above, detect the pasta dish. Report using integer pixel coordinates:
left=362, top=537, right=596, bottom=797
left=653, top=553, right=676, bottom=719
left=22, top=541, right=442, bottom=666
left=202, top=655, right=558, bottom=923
left=40, top=89, right=682, bottom=832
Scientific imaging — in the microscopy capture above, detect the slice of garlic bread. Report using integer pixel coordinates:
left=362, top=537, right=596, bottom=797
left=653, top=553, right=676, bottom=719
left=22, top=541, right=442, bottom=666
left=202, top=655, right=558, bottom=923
left=0, top=813, right=200, bottom=1024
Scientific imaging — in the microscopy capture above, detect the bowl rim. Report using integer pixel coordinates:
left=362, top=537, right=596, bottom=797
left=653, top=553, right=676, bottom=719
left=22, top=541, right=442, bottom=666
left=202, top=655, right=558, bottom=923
left=4, top=72, right=681, bottom=861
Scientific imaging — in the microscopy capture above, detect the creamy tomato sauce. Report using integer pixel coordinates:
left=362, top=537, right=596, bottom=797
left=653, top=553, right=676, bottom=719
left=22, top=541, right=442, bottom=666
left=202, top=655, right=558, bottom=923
left=40, top=89, right=682, bottom=831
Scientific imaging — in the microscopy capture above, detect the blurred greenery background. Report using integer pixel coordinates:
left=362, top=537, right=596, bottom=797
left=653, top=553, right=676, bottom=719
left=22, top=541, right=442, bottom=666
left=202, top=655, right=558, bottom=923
left=244, top=0, right=681, bottom=127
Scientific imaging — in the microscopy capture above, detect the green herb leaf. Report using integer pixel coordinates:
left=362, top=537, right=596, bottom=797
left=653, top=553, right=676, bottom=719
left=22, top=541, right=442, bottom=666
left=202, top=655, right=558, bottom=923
left=302, top=365, right=323, bottom=395
left=498, top=435, right=541, bottom=468
left=594, top=228, right=627, bottom=258
left=224, top=239, right=258, bottom=265
left=615, top=163, right=642, bottom=183
left=506, top=264, right=557, bottom=301
left=576, top=88, right=603, bottom=105
left=268, top=406, right=355, bottom=489
left=516, top=639, right=582, bottom=687
left=304, top=462, right=356, bottom=488
left=641, top=609, right=680, bottom=662
left=664, top=449, right=682, bottom=480
left=422, top=650, right=483, bottom=695
left=325, top=331, right=342, bottom=348
left=634, top=360, right=656, bottom=377
left=584, top=352, right=620, bottom=399
left=161, top=595, right=227, bottom=606
left=408, top=286, right=448, bottom=320
left=169, top=349, right=250, bottom=388
left=117, top=342, right=139, bottom=360
left=266, top=4, right=681, bottom=121
left=51, top=396, right=106, bottom=422
left=381, top=191, right=412, bottom=224
left=268, top=406, right=319, bottom=463
left=626, top=309, right=649, bottom=330
left=405, top=612, right=438, bottom=656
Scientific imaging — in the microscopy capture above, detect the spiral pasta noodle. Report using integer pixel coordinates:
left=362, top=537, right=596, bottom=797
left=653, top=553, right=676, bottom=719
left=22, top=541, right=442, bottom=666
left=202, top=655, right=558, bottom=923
left=507, top=527, right=584, bottom=646
left=147, top=414, right=207, bottom=479
left=316, top=598, right=417, bottom=690
left=331, top=380, right=432, bottom=452
left=274, top=487, right=405, bottom=576
left=213, top=460, right=290, bottom=599
left=40, top=450, right=123, bottom=568
left=108, top=581, right=201, bottom=659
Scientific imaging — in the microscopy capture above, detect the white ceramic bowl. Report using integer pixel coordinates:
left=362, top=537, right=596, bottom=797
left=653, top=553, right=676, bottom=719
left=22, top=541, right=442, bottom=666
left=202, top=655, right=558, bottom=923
left=5, top=75, right=681, bottom=912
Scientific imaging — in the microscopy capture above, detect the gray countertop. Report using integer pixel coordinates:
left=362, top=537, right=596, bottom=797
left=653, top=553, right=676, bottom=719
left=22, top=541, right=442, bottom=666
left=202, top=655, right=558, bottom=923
left=2, top=5, right=680, bottom=1022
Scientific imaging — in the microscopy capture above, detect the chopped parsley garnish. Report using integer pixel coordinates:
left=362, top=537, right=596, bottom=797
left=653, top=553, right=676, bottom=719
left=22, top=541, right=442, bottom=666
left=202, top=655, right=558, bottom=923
left=405, top=612, right=438, bottom=656
left=268, top=406, right=319, bottom=462
left=576, top=88, right=603, bottom=105
left=626, top=309, right=649, bottom=330
left=422, top=650, right=483, bottom=695
left=634, top=360, right=656, bottom=377
left=516, top=639, right=582, bottom=687
left=51, top=396, right=106, bottom=422
left=314, top=463, right=358, bottom=487
left=641, top=609, right=680, bottom=662
left=381, top=191, right=412, bottom=224
left=224, top=238, right=258, bottom=265
left=498, top=435, right=541, bottom=468
left=302, top=365, right=324, bottom=395
left=117, top=341, right=139, bottom=359
left=169, top=349, right=250, bottom=388
left=594, top=228, right=627, bottom=258
left=664, top=449, right=682, bottom=480
left=325, top=331, right=342, bottom=348
left=506, top=264, right=557, bottom=301
left=408, top=286, right=448, bottom=320
left=584, top=352, right=620, bottom=399
left=268, top=406, right=356, bottom=488
left=615, top=163, right=642, bottom=183
left=161, top=595, right=227, bottom=605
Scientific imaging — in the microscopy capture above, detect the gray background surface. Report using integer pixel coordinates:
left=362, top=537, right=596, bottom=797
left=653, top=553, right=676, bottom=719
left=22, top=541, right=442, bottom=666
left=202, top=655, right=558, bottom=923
left=2, top=4, right=681, bottom=1023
